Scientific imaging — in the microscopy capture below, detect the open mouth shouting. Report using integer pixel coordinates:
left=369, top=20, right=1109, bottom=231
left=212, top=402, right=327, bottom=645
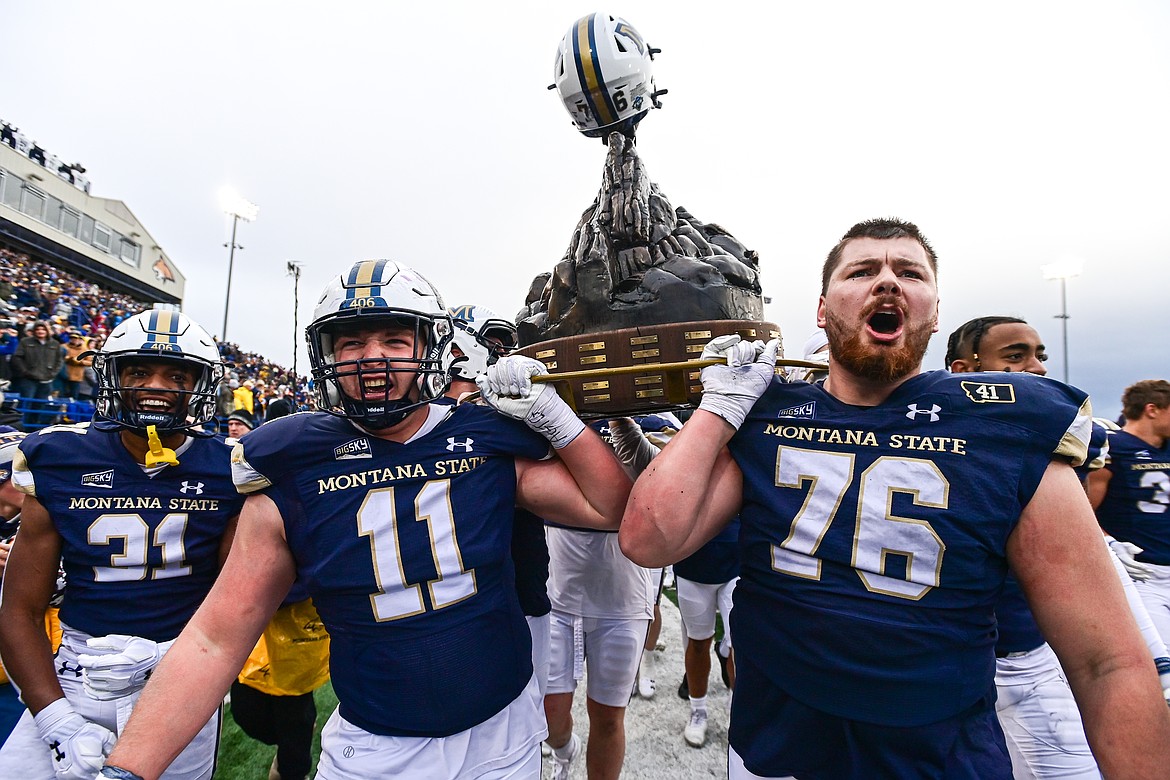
left=865, top=306, right=905, bottom=343
left=360, top=373, right=392, bottom=400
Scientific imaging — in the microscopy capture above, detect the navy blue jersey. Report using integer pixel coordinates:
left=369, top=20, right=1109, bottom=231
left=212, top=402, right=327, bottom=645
left=1074, top=419, right=1111, bottom=482
left=1096, top=430, right=1170, bottom=564
left=673, top=515, right=740, bottom=585
left=727, top=370, right=1089, bottom=733
left=231, top=404, right=550, bottom=737
left=512, top=508, right=551, bottom=617
left=1000, top=420, right=1120, bottom=655
left=998, top=420, right=1112, bottom=655
left=992, top=575, right=1045, bottom=655
left=14, top=424, right=241, bottom=642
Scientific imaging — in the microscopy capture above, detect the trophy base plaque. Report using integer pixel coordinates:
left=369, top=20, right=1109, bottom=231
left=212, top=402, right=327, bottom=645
left=517, top=320, right=781, bottom=418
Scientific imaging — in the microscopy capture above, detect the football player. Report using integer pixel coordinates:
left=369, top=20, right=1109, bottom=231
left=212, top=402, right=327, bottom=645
left=620, top=219, right=1170, bottom=778
left=607, top=415, right=738, bottom=750
left=445, top=305, right=553, bottom=698
left=1089, top=380, right=1170, bottom=653
left=947, top=316, right=1170, bottom=778
left=0, top=428, right=32, bottom=743
left=0, top=310, right=242, bottom=780
left=541, top=417, right=653, bottom=780
left=98, top=261, right=631, bottom=780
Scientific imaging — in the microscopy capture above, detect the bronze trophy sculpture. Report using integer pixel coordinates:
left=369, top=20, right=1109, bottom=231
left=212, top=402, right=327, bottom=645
left=517, top=13, right=816, bottom=416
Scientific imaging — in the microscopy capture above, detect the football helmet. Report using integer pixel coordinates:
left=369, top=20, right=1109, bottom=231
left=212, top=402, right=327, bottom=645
left=552, top=13, right=664, bottom=138
left=0, top=429, right=25, bottom=483
left=307, top=260, right=453, bottom=430
left=92, top=309, right=224, bottom=435
left=447, top=304, right=517, bottom=382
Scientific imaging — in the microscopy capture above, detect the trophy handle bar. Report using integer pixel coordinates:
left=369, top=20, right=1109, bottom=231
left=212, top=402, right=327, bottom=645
left=465, top=357, right=828, bottom=415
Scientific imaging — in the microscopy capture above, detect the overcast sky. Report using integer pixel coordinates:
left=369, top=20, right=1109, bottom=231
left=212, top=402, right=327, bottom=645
left=3, top=1, right=1168, bottom=418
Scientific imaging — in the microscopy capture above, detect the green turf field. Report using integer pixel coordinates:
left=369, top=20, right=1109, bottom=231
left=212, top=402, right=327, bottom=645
left=217, top=684, right=336, bottom=779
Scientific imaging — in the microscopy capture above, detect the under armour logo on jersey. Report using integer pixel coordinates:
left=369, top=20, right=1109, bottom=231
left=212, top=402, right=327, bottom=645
left=446, top=437, right=475, bottom=452
left=906, top=403, right=941, bottom=422
left=181, top=480, right=205, bottom=495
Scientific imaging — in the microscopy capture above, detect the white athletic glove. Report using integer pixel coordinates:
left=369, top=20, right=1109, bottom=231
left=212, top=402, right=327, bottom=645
left=697, top=335, right=779, bottom=430
left=77, top=634, right=163, bottom=700
left=476, top=355, right=586, bottom=449
left=32, top=698, right=116, bottom=780
left=1106, top=537, right=1154, bottom=582
left=606, top=417, right=659, bottom=475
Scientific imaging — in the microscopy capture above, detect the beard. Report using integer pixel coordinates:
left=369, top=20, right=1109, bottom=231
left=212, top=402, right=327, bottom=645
left=824, top=304, right=934, bottom=384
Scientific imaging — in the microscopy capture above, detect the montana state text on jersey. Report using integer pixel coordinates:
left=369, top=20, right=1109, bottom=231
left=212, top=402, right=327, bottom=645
left=1096, top=429, right=1170, bottom=564
left=229, top=403, right=551, bottom=737
left=12, top=424, right=243, bottom=642
left=726, top=371, right=1090, bottom=733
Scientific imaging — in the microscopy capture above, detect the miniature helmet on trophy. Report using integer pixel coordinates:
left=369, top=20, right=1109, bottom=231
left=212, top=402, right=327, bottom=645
left=307, top=259, right=453, bottom=430
left=447, top=304, right=517, bottom=382
left=92, top=309, right=225, bottom=435
left=552, top=12, right=664, bottom=138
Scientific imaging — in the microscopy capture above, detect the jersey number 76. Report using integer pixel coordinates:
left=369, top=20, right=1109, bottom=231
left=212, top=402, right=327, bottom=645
left=770, top=447, right=948, bottom=601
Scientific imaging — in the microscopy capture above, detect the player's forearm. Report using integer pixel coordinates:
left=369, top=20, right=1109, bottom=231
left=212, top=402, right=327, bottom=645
left=553, top=428, right=633, bottom=529
left=110, top=525, right=292, bottom=780
left=0, top=609, right=64, bottom=712
left=106, top=610, right=267, bottom=780
left=1066, top=656, right=1170, bottom=777
left=619, top=410, right=734, bottom=567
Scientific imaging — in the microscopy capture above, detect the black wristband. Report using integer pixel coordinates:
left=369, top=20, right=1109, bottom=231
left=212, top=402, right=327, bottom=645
left=100, top=766, right=145, bottom=780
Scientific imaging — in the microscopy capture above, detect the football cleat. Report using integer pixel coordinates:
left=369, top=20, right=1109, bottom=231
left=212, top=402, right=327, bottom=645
left=684, top=707, right=708, bottom=748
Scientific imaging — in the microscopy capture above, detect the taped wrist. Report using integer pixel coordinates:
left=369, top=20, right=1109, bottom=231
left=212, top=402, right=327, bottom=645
left=33, top=697, right=77, bottom=740
left=101, top=767, right=146, bottom=780
left=525, top=389, right=585, bottom=449
left=697, top=392, right=749, bottom=431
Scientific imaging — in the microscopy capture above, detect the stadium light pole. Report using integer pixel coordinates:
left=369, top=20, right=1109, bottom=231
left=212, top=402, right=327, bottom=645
left=286, top=261, right=304, bottom=382
left=1041, top=258, right=1084, bottom=384
left=218, top=187, right=259, bottom=341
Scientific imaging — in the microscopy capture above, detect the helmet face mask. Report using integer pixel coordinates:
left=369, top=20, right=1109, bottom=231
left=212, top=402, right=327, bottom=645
left=93, top=310, right=225, bottom=436
left=553, top=13, right=661, bottom=138
left=307, top=261, right=453, bottom=430
left=448, top=305, right=517, bottom=383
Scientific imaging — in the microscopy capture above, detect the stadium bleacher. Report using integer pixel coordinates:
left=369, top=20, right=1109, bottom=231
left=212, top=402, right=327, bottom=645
left=0, top=247, right=309, bottom=433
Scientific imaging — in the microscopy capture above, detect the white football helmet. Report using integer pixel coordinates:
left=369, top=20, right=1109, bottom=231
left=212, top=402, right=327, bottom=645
left=0, top=429, right=25, bottom=484
left=307, top=260, right=453, bottom=430
left=447, top=304, right=517, bottom=382
left=552, top=13, right=664, bottom=138
left=92, top=310, right=225, bottom=435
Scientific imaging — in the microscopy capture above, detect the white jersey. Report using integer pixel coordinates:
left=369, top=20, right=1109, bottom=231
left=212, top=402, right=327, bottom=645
left=546, top=527, right=653, bottom=620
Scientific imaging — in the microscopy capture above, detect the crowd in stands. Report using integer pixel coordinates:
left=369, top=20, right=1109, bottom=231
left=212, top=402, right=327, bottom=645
left=0, top=247, right=310, bottom=431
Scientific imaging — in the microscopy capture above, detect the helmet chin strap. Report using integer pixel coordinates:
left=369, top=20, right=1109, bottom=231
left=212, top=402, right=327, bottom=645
left=145, top=424, right=179, bottom=467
